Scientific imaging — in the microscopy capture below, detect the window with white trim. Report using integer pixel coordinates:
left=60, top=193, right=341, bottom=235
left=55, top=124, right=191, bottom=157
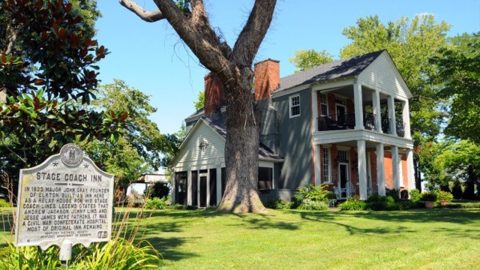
left=289, top=95, right=300, bottom=118
left=320, top=93, right=328, bottom=116
left=322, top=147, right=330, bottom=183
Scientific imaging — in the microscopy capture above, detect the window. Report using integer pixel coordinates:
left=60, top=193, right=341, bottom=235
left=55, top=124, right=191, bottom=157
left=320, top=94, right=328, bottom=116
left=289, top=95, right=300, bottom=118
left=337, top=150, right=349, bottom=162
left=322, top=147, right=330, bottom=183
left=258, top=167, right=273, bottom=190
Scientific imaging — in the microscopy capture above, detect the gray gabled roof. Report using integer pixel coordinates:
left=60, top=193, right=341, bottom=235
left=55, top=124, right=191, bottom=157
left=277, top=50, right=384, bottom=92
left=202, top=117, right=283, bottom=162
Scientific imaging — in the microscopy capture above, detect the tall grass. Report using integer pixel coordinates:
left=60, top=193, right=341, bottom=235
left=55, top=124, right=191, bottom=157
left=0, top=173, right=162, bottom=269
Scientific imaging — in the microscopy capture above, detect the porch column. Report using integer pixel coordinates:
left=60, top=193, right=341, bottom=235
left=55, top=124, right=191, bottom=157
left=354, top=82, right=364, bottom=129
left=216, top=167, right=222, bottom=205
left=407, top=149, right=415, bottom=191
left=372, top=90, right=382, bottom=132
left=357, top=140, right=368, bottom=200
left=403, top=99, right=411, bottom=139
left=392, top=146, right=401, bottom=190
left=376, top=143, right=386, bottom=196
left=314, top=144, right=321, bottom=185
left=187, top=171, right=192, bottom=206
left=388, top=95, right=397, bottom=135
left=312, top=90, right=319, bottom=132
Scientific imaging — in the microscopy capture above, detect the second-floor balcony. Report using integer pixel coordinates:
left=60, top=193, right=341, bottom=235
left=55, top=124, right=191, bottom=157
left=318, top=113, right=406, bottom=137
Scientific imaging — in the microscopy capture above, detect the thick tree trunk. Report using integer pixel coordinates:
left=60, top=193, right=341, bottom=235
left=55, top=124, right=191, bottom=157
left=217, top=72, right=266, bottom=213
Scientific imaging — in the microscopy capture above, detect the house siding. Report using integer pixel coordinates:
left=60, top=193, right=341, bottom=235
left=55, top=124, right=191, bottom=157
left=273, top=88, right=313, bottom=191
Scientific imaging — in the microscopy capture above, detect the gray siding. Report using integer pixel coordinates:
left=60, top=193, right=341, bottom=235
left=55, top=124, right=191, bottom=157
left=272, top=88, right=313, bottom=192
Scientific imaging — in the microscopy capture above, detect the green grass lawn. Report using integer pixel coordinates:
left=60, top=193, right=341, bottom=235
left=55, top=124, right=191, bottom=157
left=1, top=207, right=480, bottom=269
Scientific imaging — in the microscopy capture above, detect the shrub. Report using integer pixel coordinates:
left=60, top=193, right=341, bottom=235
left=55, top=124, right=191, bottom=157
left=385, top=189, right=400, bottom=201
left=366, top=194, right=388, bottom=211
left=339, top=197, right=366, bottom=211
left=366, top=194, right=400, bottom=211
left=297, top=200, right=328, bottom=210
left=451, top=181, right=463, bottom=199
left=437, top=191, right=453, bottom=203
left=0, top=199, right=10, bottom=208
left=421, top=191, right=437, bottom=202
left=145, top=197, right=169, bottom=210
left=409, top=189, right=422, bottom=203
left=264, top=200, right=292, bottom=209
left=292, top=184, right=330, bottom=209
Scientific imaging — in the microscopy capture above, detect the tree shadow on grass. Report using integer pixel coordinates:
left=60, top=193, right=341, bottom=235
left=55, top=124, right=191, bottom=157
left=143, top=236, right=199, bottom=262
left=229, top=216, right=300, bottom=230
left=299, top=211, right=417, bottom=235
left=348, top=209, right=480, bottom=225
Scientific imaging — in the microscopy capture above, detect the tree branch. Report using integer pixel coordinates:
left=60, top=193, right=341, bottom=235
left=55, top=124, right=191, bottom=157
left=119, top=0, right=165, bottom=22
left=153, top=0, right=233, bottom=80
left=232, top=0, right=277, bottom=66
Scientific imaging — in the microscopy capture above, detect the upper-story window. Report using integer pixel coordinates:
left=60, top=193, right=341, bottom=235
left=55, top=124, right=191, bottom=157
left=320, top=93, right=328, bottom=116
left=289, top=95, right=300, bottom=118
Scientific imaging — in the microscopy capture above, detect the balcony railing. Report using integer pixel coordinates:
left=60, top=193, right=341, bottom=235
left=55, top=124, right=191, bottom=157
left=318, top=113, right=407, bottom=138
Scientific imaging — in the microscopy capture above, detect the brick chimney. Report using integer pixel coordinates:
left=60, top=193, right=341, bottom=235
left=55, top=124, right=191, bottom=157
left=204, top=73, right=225, bottom=115
left=254, top=59, right=280, bottom=100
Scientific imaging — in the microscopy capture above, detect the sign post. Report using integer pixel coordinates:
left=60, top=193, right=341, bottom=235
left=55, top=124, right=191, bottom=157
left=15, top=144, right=114, bottom=262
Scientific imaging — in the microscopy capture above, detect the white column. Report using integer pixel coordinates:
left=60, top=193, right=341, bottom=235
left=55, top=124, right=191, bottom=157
left=171, top=171, right=176, bottom=203
left=388, top=96, right=396, bottom=135
left=187, top=171, right=192, bottom=206
left=403, top=99, right=411, bottom=139
left=407, top=149, right=415, bottom=190
left=206, top=171, right=210, bottom=207
left=216, top=167, right=222, bottom=205
left=312, top=90, right=319, bottom=132
left=357, top=140, right=367, bottom=200
left=314, top=144, right=321, bottom=185
left=373, top=90, right=382, bottom=132
left=376, top=143, right=386, bottom=196
left=392, top=146, right=400, bottom=190
left=354, top=83, right=364, bottom=129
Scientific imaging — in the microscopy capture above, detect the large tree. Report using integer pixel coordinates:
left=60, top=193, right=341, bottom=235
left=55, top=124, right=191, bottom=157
left=289, top=49, right=333, bottom=72
left=0, top=0, right=123, bottom=189
left=431, top=32, right=480, bottom=143
left=120, top=0, right=277, bottom=213
left=82, top=80, right=167, bottom=194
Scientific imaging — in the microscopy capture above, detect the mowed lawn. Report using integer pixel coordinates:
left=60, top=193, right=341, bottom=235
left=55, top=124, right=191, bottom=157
left=1, top=208, right=480, bottom=269
left=134, top=208, right=480, bottom=270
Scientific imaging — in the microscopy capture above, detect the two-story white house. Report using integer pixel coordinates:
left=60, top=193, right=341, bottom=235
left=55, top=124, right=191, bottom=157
left=172, top=50, right=415, bottom=207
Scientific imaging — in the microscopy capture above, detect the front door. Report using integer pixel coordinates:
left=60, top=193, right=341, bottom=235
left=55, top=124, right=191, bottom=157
left=338, top=163, right=350, bottom=199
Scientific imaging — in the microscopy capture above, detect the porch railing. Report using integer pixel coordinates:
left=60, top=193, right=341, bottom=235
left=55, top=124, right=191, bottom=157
left=318, top=113, right=407, bottom=138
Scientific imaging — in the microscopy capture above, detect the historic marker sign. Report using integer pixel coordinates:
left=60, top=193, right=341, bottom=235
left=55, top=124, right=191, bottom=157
left=15, top=144, right=114, bottom=252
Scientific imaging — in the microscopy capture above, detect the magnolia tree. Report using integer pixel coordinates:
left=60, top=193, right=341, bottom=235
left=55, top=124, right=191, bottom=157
left=120, top=0, right=277, bottom=213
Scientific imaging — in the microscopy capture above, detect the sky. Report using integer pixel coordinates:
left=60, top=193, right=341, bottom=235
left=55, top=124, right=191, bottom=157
left=95, top=0, right=480, bottom=134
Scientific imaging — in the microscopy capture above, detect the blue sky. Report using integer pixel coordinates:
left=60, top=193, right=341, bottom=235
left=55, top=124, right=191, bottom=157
left=95, top=0, right=479, bottom=134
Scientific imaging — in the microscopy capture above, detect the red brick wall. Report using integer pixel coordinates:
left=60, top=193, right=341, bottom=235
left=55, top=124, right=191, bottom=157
left=384, top=151, right=394, bottom=189
left=204, top=73, right=224, bottom=114
left=254, top=59, right=279, bottom=100
left=328, top=94, right=336, bottom=118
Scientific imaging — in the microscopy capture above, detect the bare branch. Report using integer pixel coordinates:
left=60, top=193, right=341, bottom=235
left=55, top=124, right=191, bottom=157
left=120, top=0, right=165, bottom=22
left=232, top=0, right=277, bottom=66
left=153, top=0, right=233, bottom=80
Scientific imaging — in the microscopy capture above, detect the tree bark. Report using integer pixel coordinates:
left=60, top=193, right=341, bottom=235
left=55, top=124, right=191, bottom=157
left=120, top=0, right=276, bottom=213
left=217, top=69, right=266, bottom=213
